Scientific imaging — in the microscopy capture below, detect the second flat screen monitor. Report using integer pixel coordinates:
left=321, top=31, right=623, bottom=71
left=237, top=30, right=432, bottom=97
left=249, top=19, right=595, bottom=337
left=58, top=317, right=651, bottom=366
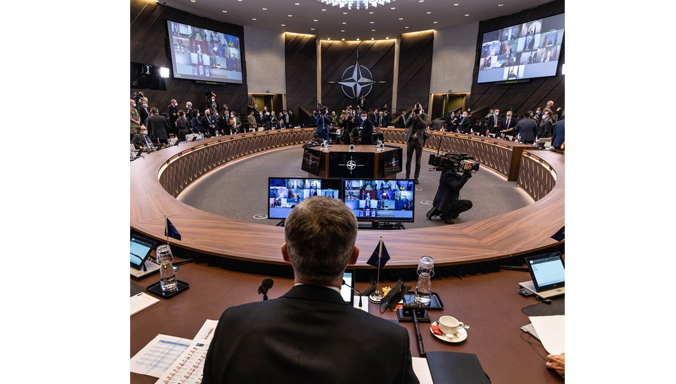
left=269, top=178, right=342, bottom=219
left=343, top=179, right=415, bottom=222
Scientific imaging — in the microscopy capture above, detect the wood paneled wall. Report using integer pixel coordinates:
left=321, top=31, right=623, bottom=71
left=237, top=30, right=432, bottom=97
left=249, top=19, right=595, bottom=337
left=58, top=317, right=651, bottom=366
left=130, top=0, right=248, bottom=115
left=285, top=34, right=318, bottom=115
left=468, top=0, right=565, bottom=118
left=320, top=40, right=395, bottom=114
left=397, top=31, right=434, bottom=113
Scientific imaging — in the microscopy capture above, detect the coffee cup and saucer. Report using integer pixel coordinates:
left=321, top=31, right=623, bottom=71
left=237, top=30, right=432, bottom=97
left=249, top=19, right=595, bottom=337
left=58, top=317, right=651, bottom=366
left=430, top=316, right=469, bottom=343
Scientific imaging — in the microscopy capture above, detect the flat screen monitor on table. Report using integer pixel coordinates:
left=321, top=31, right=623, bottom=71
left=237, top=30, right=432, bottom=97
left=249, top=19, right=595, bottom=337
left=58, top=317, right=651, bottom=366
left=268, top=178, right=342, bottom=220
left=343, top=179, right=415, bottom=222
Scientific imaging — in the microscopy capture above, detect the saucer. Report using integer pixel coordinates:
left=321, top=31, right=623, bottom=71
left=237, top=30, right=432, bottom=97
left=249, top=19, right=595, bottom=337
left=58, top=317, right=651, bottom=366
left=430, top=321, right=468, bottom=343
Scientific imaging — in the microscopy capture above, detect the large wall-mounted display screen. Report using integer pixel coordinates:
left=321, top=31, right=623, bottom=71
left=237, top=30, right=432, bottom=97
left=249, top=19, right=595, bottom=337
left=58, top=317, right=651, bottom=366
left=167, top=20, right=243, bottom=84
left=477, top=13, right=564, bottom=83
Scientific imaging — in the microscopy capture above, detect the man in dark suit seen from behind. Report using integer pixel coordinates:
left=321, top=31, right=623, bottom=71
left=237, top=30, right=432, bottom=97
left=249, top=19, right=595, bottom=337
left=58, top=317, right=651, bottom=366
left=202, top=196, right=419, bottom=384
left=405, top=103, right=429, bottom=184
left=147, top=107, right=170, bottom=146
left=513, top=112, right=538, bottom=144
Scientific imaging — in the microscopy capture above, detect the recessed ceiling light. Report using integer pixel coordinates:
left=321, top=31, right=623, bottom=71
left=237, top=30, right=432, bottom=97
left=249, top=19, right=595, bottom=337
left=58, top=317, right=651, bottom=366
left=419, top=0, right=424, bottom=2
left=465, top=14, right=470, bottom=16
left=391, top=7, right=396, bottom=10
left=262, top=8, right=267, bottom=10
left=281, top=24, right=285, bottom=26
left=322, top=9, right=326, bottom=11
left=372, top=29, right=376, bottom=31
left=222, top=10, right=227, bottom=13
left=371, top=37, right=374, bottom=40
left=343, top=12, right=348, bottom=14
left=341, top=30, right=345, bottom=32
left=370, top=21, right=374, bottom=24
left=405, top=26, right=409, bottom=29
left=498, top=3, right=504, bottom=6
left=327, top=37, right=331, bottom=40
left=454, top=3, right=459, bottom=6
left=342, top=21, right=347, bottom=24
left=399, top=18, right=403, bottom=20
left=342, top=38, right=345, bottom=41
left=252, top=18, right=257, bottom=20
left=357, top=38, right=360, bottom=41
left=433, top=21, right=438, bottom=23
left=190, top=0, right=195, bottom=2
left=237, top=0, right=242, bottom=2
left=314, top=19, right=318, bottom=22
left=288, top=15, right=293, bottom=17
left=386, top=37, right=389, bottom=39
left=427, top=12, right=431, bottom=14
left=311, top=27, right=315, bottom=30
left=369, top=11, right=374, bottom=14
left=295, top=2, right=299, bottom=5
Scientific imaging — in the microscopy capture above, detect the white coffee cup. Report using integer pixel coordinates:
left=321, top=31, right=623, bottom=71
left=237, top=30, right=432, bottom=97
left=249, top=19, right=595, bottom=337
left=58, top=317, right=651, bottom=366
left=438, top=316, right=464, bottom=336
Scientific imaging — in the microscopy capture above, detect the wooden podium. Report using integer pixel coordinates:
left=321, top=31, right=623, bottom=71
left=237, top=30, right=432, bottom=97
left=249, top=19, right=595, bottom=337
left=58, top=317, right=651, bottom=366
left=301, top=144, right=403, bottom=179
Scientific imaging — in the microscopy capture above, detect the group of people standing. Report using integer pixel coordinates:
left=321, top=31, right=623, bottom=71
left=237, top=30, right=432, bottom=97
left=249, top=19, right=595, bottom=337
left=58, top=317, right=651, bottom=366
left=247, top=104, right=296, bottom=132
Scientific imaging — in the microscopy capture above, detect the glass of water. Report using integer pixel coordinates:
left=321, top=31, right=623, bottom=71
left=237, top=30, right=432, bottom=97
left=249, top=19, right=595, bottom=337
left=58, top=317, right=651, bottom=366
left=414, top=256, right=434, bottom=305
left=156, top=244, right=178, bottom=293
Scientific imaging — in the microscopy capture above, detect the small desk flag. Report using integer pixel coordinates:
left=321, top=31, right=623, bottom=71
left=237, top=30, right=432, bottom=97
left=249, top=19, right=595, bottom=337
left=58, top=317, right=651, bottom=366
left=165, top=218, right=182, bottom=241
left=366, top=238, right=390, bottom=270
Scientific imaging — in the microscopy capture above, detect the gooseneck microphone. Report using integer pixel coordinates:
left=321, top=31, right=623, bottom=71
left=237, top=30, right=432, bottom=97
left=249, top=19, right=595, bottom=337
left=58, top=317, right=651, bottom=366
left=258, top=277, right=274, bottom=301
left=342, top=279, right=363, bottom=308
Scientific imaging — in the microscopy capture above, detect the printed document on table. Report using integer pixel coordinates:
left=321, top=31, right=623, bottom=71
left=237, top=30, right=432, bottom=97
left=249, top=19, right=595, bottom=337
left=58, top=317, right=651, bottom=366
left=411, top=357, right=433, bottom=384
left=529, top=315, right=565, bottom=355
left=131, top=335, right=192, bottom=378
left=193, top=319, right=219, bottom=342
left=155, top=339, right=211, bottom=384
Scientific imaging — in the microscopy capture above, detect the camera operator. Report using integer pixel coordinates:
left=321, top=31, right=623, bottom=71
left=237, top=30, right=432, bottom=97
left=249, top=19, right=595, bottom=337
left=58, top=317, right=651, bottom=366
left=405, top=103, right=429, bottom=184
left=426, top=161, right=474, bottom=224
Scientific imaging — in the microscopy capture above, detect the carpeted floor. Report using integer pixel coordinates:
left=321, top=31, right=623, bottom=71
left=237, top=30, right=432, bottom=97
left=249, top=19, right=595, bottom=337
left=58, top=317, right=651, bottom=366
left=178, top=146, right=534, bottom=229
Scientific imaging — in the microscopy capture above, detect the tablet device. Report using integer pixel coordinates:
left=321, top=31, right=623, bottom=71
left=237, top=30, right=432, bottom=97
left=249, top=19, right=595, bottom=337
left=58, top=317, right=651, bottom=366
left=525, top=252, right=565, bottom=292
left=130, top=235, right=156, bottom=270
left=340, top=270, right=356, bottom=305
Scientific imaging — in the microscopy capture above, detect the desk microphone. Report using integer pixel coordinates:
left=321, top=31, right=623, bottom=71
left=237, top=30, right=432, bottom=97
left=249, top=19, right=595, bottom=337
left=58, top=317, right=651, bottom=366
left=342, top=279, right=363, bottom=308
left=258, top=277, right=274, bottom=301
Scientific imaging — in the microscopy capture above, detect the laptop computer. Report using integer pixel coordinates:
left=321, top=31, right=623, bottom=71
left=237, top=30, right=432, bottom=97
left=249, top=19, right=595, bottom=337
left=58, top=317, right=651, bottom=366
left=519, top=252, right=565, bottom=299
left=130, top=235, right=160, bottom=278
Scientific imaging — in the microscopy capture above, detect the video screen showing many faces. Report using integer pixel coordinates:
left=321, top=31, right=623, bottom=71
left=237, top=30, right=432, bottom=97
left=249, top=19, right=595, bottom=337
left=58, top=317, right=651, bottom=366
left=269, top=178, right=341, bottom=219
left=478, top=13, right=564, bottom=83
left=343, top=180, right=414, bottom=222
left=167, top=21, right=243, bottom=84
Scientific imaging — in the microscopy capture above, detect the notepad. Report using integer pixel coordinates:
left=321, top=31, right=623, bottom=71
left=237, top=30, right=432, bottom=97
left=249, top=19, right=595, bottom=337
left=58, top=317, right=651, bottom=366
left=130, top=292, right=160, bottom=316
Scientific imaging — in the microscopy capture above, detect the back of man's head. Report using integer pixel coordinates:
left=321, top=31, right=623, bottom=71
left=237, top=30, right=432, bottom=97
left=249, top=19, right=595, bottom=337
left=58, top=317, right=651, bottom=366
left=284, top=196, right=358, bottom=285
left=150, top=107, right=159, bottom=114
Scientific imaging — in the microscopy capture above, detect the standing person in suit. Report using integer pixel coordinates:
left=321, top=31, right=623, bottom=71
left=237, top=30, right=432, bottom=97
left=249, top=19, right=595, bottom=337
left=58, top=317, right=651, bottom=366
left=357, top=111, right=374, bottom=145
left=536, top=111, right=554, bottom=139
left=139, top=97, right=151, bottom=128
left=185, top=101, right=194, bottom=129
left=457, top=111, right=470, bottom=134
left=168, top=99, right=178, bottom=134
left=229, top=112, right=241, bottom=133
left=445, top=111, right=458, bottom=132
left=405, top=103, right=429, bottom=184
left=287, top=109, right=295, bottom=127
left=191, top=110, right=203, bottom=135
left=341, top=115, right=356, bottom=145
left=551, top=113, right=565, bottom=149
left=500, top=110, right=517, bottom=137
left=486, top=108, right=502, bottom=135
left=202, top=196, right=419, bottom=384
left=316, top=111, right=331, bottom=142
left=201, top=109, right=214, bottom=137
left=175, top=110, right=190, bottom=141
left=147, top=107, right=170, bottom=146
left=514, top=112, right=538, bottom=144
left=398, top=110, right=407, bottom=128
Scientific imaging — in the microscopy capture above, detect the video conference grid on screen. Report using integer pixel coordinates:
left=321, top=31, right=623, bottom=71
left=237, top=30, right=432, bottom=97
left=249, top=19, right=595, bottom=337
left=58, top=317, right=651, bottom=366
left=269, top=178, right=342, bottom=219
left=167, top=21, right=243, bottom=84
left=344, top=179, right=415, bottom=222
left=477, top=13, right=564, bottom=83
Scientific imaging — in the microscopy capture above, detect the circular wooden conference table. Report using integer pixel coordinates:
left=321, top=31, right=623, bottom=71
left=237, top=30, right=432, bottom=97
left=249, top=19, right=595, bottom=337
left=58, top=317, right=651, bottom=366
left=130, top=128, right=564, bottom=272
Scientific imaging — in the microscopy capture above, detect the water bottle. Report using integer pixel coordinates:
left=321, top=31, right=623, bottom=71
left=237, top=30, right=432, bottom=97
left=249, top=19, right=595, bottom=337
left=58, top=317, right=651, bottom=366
left=414, top=256, right=434, bottom=305
left=156, top=244, right=178, bottom=293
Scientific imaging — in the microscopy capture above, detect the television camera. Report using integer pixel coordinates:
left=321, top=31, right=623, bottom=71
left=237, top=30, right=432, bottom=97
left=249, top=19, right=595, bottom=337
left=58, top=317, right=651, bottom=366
left=428, top=152, right=480, bottom=173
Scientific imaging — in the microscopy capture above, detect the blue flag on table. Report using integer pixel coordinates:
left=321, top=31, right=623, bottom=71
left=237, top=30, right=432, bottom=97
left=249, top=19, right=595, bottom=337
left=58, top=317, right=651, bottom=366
left=366, top=239, right=390, bottom=269
left=165, top=218, right=182, bottom=241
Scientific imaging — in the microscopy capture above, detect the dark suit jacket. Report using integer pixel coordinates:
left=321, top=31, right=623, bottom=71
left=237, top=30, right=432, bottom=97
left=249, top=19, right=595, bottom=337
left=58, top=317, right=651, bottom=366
left=359, top=118, right=374, bottom=144
left=457, top=116, right=470, bottom=133
left=202, top=285, right=418, bottom=384
left=551, top=118, right=565, bottom=148
left=147, top=114, right=169, bottom=141
left=433, top=169, right=472, bottom=214
left=168, top=104, right=178, bottom=125
left=405, top=113, right=429, bottom=145
left=537, top=119, right=553, bottom=138
left=486, top=115, right=502, bottom=134
left=514, top=117, right=538, bottom=143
